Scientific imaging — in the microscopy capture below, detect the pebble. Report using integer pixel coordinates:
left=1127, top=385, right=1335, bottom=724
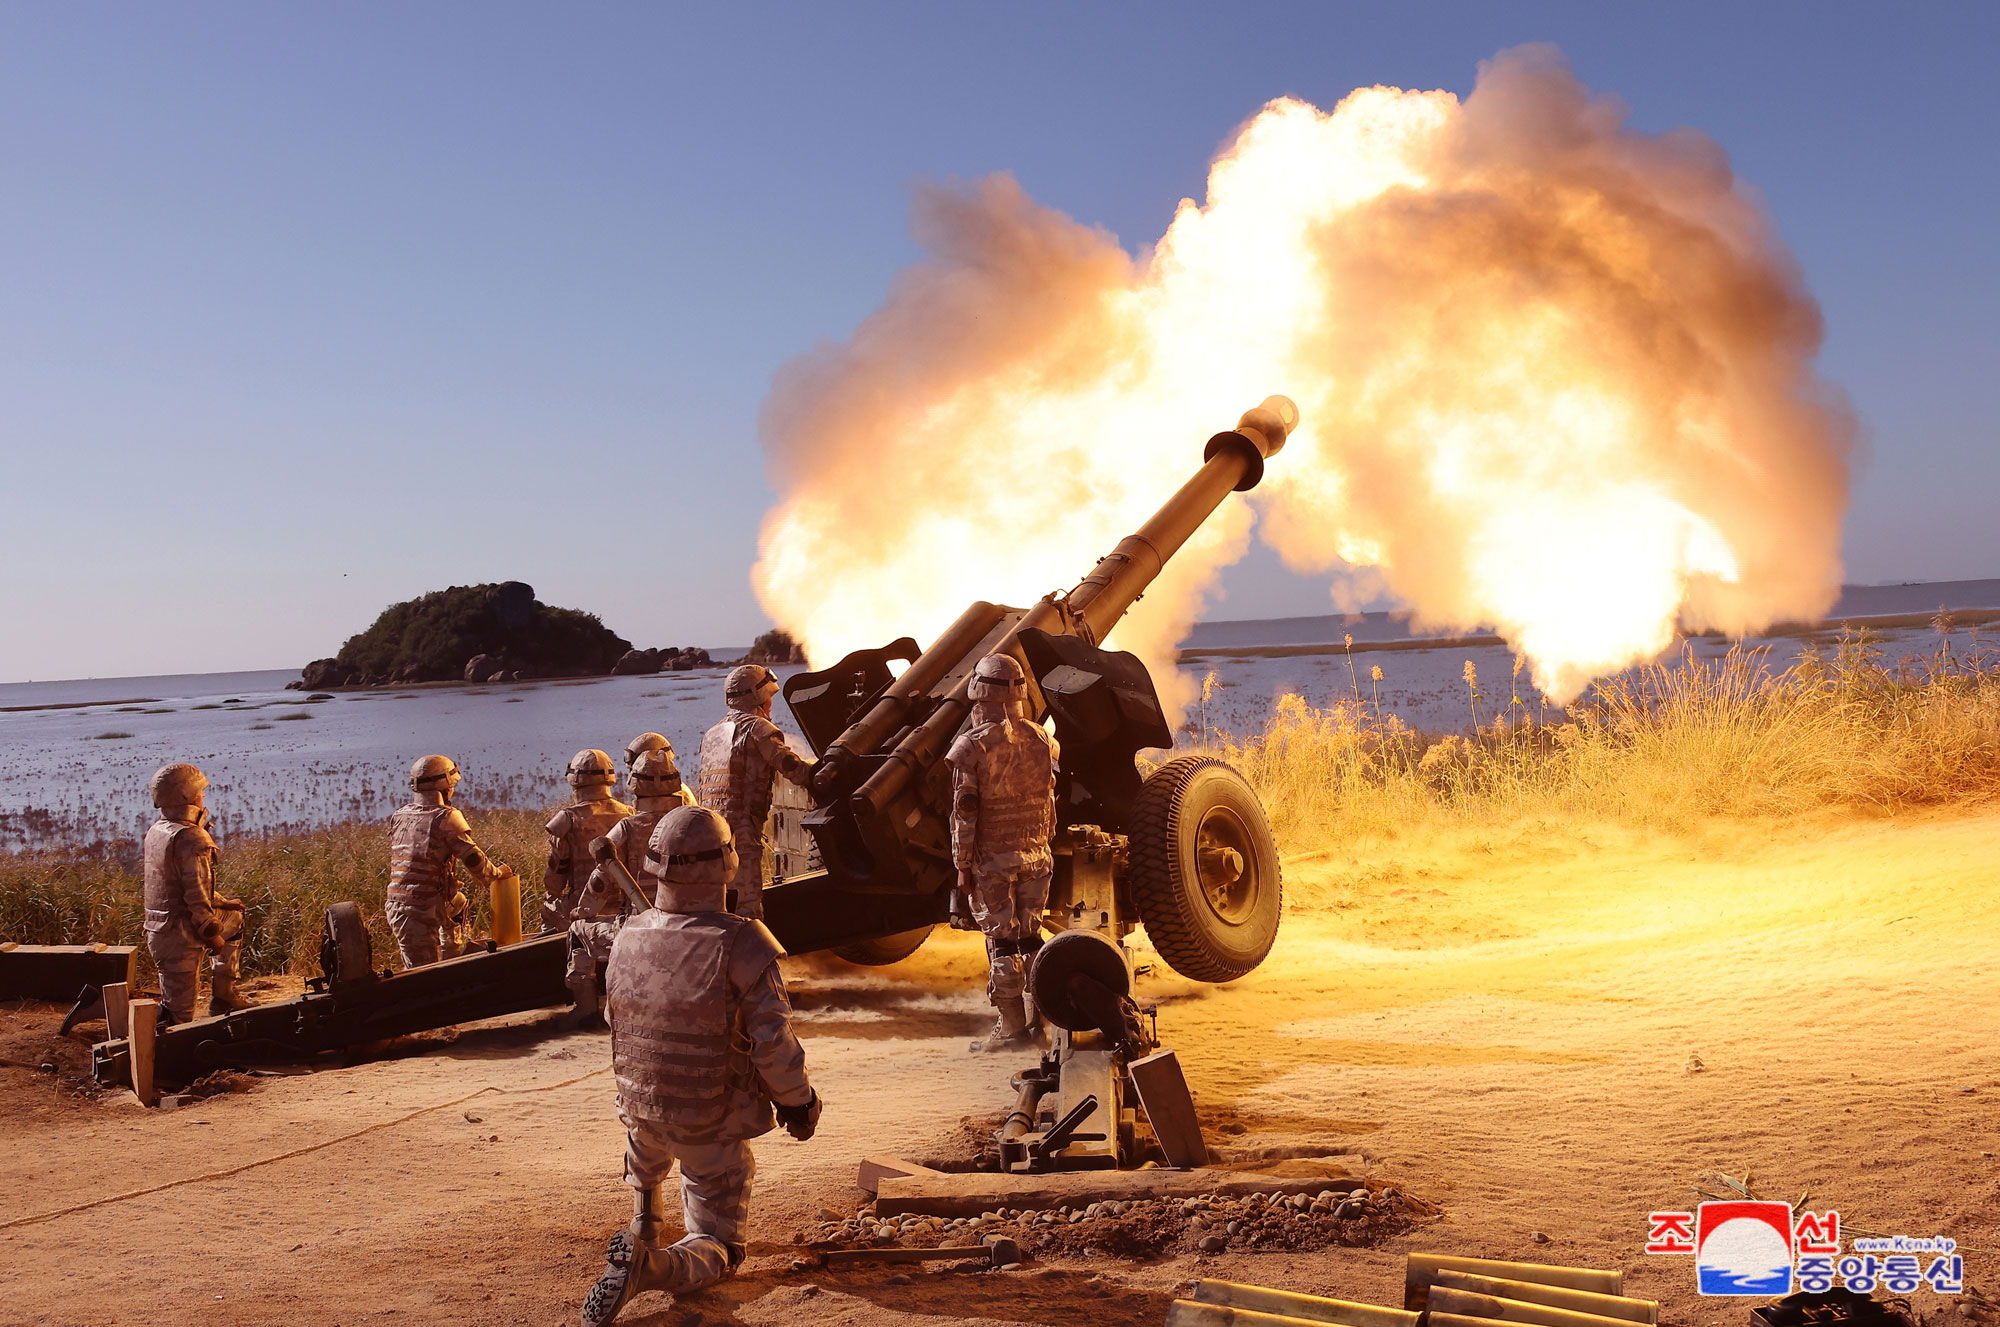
left=1199, top=1235, right=1228, bottom=1253
left=1349, top=1188, right=1369, bottom=1201
left=874, top=1225, right=898, bottom=1244
left=1069, top=1212, right=1087, bottom=1224
left=886, top=1274, right=912, bottom=1286
left=1530, top=1231, right=1551, bottom=1244
left=1335, top=1201, right=1363, bottom=1219
left=816, top=1206, right=843, bottom=1222
left=1001, top=1262, right=1023, bottom=1272
left=1226, top=1221, right=1242, bottom=1235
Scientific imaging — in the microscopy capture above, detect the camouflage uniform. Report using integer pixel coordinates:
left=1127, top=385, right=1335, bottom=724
left=605, top=905, right=813, bottom=1290
left=697, top=712, right=810, bottom=921
left=386, top=796, right=501, bottom=968
left=565, top=791, right=693, bottom=1011
left=946, top=684, right=1059, bottom=1015
left=543, top=794, right=634, bottom=932
left=142, top=810, right=239, bottom=1022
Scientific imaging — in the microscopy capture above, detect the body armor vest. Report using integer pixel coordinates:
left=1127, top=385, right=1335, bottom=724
left=554, top=797, right=631, bottom=892
left=143, top=818, right=209, bottom=934
left=387, top=803, right=453, bottom=901
left=699, top=713, right=773, bottom=836
left=959, top=718, right=1057, bottom=862
left=608, top=911, right=761, bottom=1136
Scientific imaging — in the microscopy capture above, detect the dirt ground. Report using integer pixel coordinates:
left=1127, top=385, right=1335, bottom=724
left=5, top=806, right=1998, bottom=1326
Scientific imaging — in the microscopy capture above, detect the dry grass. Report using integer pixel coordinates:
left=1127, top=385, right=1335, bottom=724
left=1212, top=632, right=2000, bottom=862
left=0, top=809, right=549, bottom=981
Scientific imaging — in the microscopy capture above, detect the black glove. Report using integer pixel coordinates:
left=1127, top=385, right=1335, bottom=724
left=775, top=1089, right=821, bottom=1141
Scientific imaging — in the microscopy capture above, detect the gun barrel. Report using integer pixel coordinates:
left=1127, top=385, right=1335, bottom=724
left=848, top=396, right=1296, bottom=820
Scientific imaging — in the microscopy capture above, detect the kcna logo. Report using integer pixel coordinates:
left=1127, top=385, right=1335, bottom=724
left=1647, top=1202, right=1841, bottom=1296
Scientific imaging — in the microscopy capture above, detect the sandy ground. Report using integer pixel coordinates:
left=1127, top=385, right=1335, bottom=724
left=5, top=806, right=1998, bottom=1326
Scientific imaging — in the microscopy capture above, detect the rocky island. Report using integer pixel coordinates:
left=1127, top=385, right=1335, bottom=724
left=287, top=581, right=715, bottom=689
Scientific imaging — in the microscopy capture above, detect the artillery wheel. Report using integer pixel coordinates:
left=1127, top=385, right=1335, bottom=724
left=1030, top=928, right=1129, bottom=1032
left=831, top=925, right=934, bottom=967
left=321, top=901, right=376, bottom=987
left=1127, top=756, right=1281, bottom=982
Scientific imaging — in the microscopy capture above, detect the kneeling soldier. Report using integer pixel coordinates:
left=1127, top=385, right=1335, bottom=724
left=581, top=805, right=820, bottom=1325
left=143, top=763, right=254, bottom=1020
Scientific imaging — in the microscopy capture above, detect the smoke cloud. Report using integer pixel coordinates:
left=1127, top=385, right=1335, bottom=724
left=753, top=45, right=1853, bottom=707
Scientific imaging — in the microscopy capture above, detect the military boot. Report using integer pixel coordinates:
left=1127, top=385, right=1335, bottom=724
left=581, top=1188, right=665, bottom=1327
left=560, top=977, right=604, bottom=1031
left=970, top=995, right=1031, bottom=1053
left=207, top=972, right=256, bottom=1017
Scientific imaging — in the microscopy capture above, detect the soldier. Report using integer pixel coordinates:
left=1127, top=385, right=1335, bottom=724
left=624, top=733, right=675, bottom=794
left=946, top=653, right=1060, bottom=1053
left=697, top=664, right=814, bottom=921
left=581, top=805, right=820, bottom=1325
left=543, top=749, right=635, bottom=932
left=142, top=763, right=254, bottom=1021
left=564, top=746, right=693, bottom=1025
left=386, top=755, right=511, bottom=969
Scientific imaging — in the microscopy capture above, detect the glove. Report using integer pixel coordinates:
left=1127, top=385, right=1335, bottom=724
left=775, top=1089, right=821, bottom=1141
left=200, top=921, right=228, bottom=954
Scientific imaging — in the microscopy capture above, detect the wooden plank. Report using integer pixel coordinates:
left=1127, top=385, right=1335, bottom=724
left=1428, top=1288, right=1642, bottom=1327
left=102, top=982, right=130, bottom=1041
left=1193, top=1279, right=1420, bottom=1327
left=128, top=1000, right=158, bottom=1108
left=1432, top=1271, right=1657, bottom=1324
left=875, top=1166, right=1364, bottom=1217
left=857, top=1155, right=943, bottom=1196
left=0, top=944, right=139, bottom=999
left=1171, top=1299, right=1395, bottom=1327
left=1406, top=1257, right=1622, bottom=1312
left=1130, top=1048, right=1208, bottom=1168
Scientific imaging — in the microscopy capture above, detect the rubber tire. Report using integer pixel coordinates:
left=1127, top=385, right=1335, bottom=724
left=1128, top=756, right=1281, bottom=982
left=323, top=901, right=376, bottom=987
left=831, top=925, right=934, bottom=967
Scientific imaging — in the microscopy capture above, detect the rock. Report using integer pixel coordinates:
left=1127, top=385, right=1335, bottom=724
left=611, top=649, right=660, bottom=677
left=298, top=658, right=353, bottom=690
left=1199, top=1235, right=1228, bottom=1253
left=464, top=653, right=504, bottom=683
left=1530, top=1230, right=1551, bottom=1244
left=815, top=1207, right=843, bottom=1222
left=873, top=1225, right=897, bottom=1244
left=886, top=1274, right=912, bottom=1286
left=1335, top=1201, right=1363, bottom=1219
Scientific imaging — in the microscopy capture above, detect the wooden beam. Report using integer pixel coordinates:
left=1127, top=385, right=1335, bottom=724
left=1428, top=1288, right=1643, bottom=1327
left=1130, top=1049, right=1208, bottom=1169
left=0, top=944, right=138, bottom=999
left=1432, top=1271, right=1657, bottom=1324
left=1406, top=1257, right=1623, bottom=1312
left=102, top=982, right=130, bottom=1041
left=857, top=1155, right=943, bottom=1196
left=875, top=1167, right=1366, bottom=1217
left=1193, top=1279, right=1420, bottom=1327
left=128, top=999, right=159, bottom=1108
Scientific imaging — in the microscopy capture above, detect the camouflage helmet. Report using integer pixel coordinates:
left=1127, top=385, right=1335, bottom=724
left=967, top=652, right=1028, bottom=703
left=624, top=732, right=671, bottom=769
left=565, top=748, right=617, bottom=789
left=149, top=762, right=208, bottom=809
left=645, top=805, right=737, bottom=909
left=409, top=754, right=461, bottom=793
left=628, top=746, right=684, bottom=799
left=725, top=663, right=781, bottom=713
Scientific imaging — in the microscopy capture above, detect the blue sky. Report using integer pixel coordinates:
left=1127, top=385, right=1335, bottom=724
left=1, top=3, right=1994, bottom=681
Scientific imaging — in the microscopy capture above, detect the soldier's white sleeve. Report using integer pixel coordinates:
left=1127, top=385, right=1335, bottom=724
left=737, top=960, right=813, bottom=1107
left=439, top=807, right=498, bottom=880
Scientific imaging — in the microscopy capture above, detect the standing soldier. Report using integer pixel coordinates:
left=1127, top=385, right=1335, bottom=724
left=543, top=749, right=634, bottom=932
left=697, top=665, right=814, bottom=920
left=564, top=746, right=693, bottom=1025
left=946, top=653, right=1060, bottom=1053
left=142, top=763, right=254, bottom=1021
left=580, top=805, right=820, bottom=1325
left=387, top=755, right=511, bottom=969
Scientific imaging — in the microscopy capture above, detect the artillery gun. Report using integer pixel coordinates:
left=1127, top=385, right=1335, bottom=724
left=91, top=396, right=1296, bottom=1121
left=762, top=395, right=1299, bottom=1171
